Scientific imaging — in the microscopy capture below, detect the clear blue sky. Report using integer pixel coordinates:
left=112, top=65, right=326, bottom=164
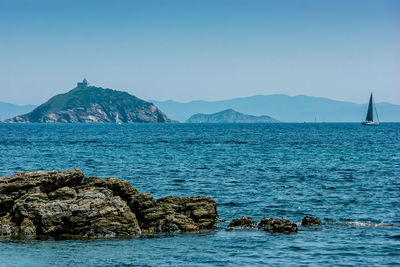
left=0, top=0, right=399, bottom=105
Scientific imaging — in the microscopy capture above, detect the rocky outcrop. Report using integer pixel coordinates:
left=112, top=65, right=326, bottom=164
left=128, top=194, right=217, bottom=233
left=227, top=216, right=255, bottom=229
left=5, top=80, right=173, bottom=123
left=0, top=170, right=218, bottom=238
left=258, top=217, right=298, bottom=234
left=301, top=215, right=322, bottom=226
left=0, top=169, right=84, bottom=200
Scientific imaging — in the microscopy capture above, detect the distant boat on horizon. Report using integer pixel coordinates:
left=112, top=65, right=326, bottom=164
left=361, top=93, right=379, bottom=126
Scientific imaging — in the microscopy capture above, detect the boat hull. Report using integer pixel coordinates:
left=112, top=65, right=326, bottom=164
left=361, top=121, right=379, bottom=126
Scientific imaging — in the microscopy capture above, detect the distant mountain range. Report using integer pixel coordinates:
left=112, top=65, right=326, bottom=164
left=4, top=79, right=172, bottom=123
left=0, top=102, right=36, bottom=121
left=187, top=109, right=279, bottom=123
left=2, top=93, right=399, bottom=123
left=152, top=94, right=400, bottom=122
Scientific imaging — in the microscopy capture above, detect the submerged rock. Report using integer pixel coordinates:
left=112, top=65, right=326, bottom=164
left=227, top=216, right=255, bottom=229
left=301, top=215, right=322, bottom=226
left=0, top=170, right=218, bottom=238
left=258, top=217, right=298, bottom=234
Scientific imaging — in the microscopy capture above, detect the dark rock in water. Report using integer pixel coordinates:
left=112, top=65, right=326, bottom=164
left=227, top=216, right=255, bottom=229
left=0, top=170, right=218, bottom=238
left=131, top=195, right=218, bottom=233
left=157, top=196, right=218, bottom=230
left=258, top=217, right=298, bottom=233
left=301, top=215, right=322, bottom=226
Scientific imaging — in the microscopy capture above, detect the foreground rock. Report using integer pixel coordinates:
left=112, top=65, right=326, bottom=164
left=227, top=216, right=255, bottom=229
left=301, top=215, right=322, bottom=226
left=258, top=217, right=298, bottom=234
left=0, top=170, right=218, bottom=238
left=129, top=194, right=217, bottom=233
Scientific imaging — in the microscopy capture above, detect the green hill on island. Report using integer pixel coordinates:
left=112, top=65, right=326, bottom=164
left=5, top=79, right=172, bottom=123
left=186, top=109, right=279, bottom=123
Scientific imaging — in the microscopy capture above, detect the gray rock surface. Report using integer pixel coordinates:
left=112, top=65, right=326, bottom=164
left=129, top=195, right=218, bottom=233
left=0, top=170, right=218, bottom=238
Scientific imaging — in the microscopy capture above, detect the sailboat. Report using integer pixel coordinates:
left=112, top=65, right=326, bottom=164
left=361, top=93, right=379, bottom=126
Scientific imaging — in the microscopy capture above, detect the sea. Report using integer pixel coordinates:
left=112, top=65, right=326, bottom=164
left=0, top=123, right=399, bottom=266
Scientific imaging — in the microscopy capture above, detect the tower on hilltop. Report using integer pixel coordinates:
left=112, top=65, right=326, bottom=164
left=77, top=78, right=88, bottom=87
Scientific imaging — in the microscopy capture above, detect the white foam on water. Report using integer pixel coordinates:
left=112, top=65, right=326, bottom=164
left=342, top=221, right=397, bottom=227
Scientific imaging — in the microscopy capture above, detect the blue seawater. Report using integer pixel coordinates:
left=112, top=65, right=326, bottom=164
left=0, top=123, right=399, bottom=266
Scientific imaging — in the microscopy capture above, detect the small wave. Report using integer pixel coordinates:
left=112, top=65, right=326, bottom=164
left=67, top=140, right=101, bottom=144
left=288, top=246, right=307, bottom=251
left=323, top=186, right=336, bottom=190
left=219, top=202, right=236, bottom=206
left=195, top=166, right=208, bottom=170
left=339, top=221, right=397, bottom=227
left=225, top=140, right=248, bottom=144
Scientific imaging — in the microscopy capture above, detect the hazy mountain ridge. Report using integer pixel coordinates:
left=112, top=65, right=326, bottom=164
left=4, top=82, right=172, bottom=123
left=0, top=102, right=36, bottom=121
left=2, top=93, right=399, bottom=123
left=187, top=109, right=279, bottom=123
left=152, top=94, right=400, bottom=122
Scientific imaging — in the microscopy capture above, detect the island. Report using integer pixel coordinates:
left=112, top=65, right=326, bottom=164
left=4, top=79, right=173, bottom=123
left=186, top=109, right=279, bottom=123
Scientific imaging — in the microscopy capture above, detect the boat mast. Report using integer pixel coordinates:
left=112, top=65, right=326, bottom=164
left=373, top=93, right=380, bottom=123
